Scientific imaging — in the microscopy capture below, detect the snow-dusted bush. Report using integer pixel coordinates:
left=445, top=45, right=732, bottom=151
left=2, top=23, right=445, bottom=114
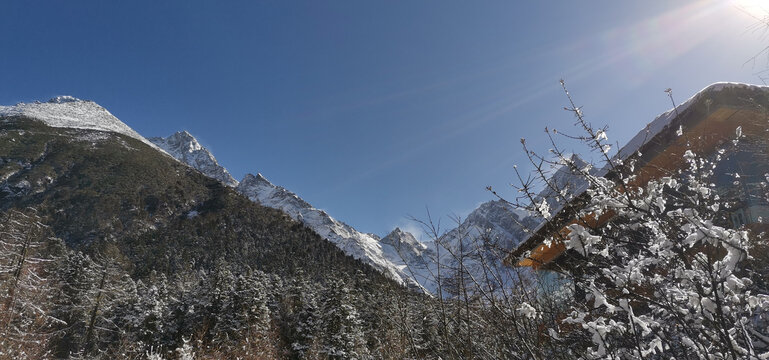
left=515, top=83, right=769, bottom=359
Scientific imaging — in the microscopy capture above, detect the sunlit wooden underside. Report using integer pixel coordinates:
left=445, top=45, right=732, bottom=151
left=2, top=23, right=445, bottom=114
left=517, top=106, right=767, bottom=269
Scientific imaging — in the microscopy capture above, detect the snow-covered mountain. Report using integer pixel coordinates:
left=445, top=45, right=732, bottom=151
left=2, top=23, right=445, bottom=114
left=4, top=82, right=766, bottom=297
left=236, top=173, right=428, bottom=291
left=0, top=96, right=429, bottom=290
left=381, top=227, right=430, bottom=266
left=0, top=96, right=159, bottom=149
left=412, top=200, right=540, bottom=293
left=410, top=157, right=591, bottom=293
left=149, top=131, right=238, bottom=187
left=0, top=95, right=566, bottom=294
left=147, top=130, right=429, bottom=290
left=536, top=154, right=591, bottom=218
left=149, top=130, right=546, bottom=293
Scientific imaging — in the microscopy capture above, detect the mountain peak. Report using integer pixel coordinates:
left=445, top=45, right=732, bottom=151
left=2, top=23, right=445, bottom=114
left=238, top=173, right=312, bottom=210
left=241, top=173, right=273, bottom=186
left=0, top=96, right=155, bottom=147
left=48, top=95, right=86, bottom=104
left=174, top=130, right=197, bottom=141
left=165, top=131, right=204, bottom=152
left=382, top=227, right=421, bottom=249
left=149, top=131, right=238, bottom=187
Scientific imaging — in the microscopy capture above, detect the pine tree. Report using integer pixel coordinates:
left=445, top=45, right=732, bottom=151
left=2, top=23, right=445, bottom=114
left=287, top=275, right=322, bottom=359
left=318, top=279, right=371, bottom=359
left=0, top=209, right=63, bottom=359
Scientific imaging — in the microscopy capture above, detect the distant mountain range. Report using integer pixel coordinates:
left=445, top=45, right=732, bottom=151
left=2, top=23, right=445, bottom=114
left=0, top=95, right=419, bottom=357
left=150, top=129, right=549, bottom=293
left=0, top=95, right=562, bottom=294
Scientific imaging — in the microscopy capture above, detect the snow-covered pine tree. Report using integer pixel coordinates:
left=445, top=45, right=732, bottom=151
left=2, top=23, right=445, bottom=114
left=288, top=275, right=323, bottom=359
left=48, top=251, right=136, bottom=357
left=0, top=209, right=64, bottom=360
left=134, top=272, right=173, bottom=354
left=224, top=270, right=279, bottom=358
left=318, top=279, right=371, bottom=360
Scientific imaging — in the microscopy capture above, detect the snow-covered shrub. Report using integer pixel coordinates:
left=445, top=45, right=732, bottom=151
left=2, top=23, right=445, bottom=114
left=517, top=83, right=769, bottom=359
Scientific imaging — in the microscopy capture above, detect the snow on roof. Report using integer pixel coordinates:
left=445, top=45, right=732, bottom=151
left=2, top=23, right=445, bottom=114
left=617, top=82, right=769, bottom=160
left=513, top=82, right=769, bottom=259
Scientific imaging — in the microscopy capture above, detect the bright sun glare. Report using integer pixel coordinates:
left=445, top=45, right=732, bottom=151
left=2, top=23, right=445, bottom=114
left=734, top=0, right=769, bottom=19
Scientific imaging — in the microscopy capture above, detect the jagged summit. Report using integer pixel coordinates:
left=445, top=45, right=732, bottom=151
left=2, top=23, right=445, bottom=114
left=149, top=131, right=238, bottom=187
left=48, top=95, right=85, bottom=104
left=236, top=171, right=425, bottom=290
left=153, top=135, right=426, bottom=290
left=249, top=173, right=272, bottom=184
left=381, top=227, right=429, bottom=269
left=238, top=172, right=312, bottom=211
left=381, top=227, right=422, bottom=249
left=437, top=199, right=536, bottom=257
left=0, top=96, right=156, bottom=148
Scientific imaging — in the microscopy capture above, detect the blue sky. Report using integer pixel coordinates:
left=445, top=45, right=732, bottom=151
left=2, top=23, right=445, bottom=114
left=1, top=0, right=766, bottom=239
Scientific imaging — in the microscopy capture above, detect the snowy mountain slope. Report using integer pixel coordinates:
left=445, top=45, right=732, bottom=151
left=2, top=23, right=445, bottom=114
left=0, top=96, right=160, bottom=149
left=381, top=227, right=429, bottom=266
left=415, top=200, right=540, bottom=293
left=149, top=131, right=238, bottom=187
left=412, top=157, right=592, bottom=293
left=143, top=130, right=428, bottom=290
left=0, top=96, right=553, bottom=295
left=148, top=130, right=561, bottom=294
left=0, top=96, right=430, bottom=295
left=237, top=173, right=427, bottom=291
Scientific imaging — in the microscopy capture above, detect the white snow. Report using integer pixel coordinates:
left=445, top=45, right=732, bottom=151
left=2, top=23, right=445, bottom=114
left=518, top=82, right=769, bottom=259
left=617, top=82, right=769, bottom=159
left=236, top=173, right=429, bottom=291
left=1, top=96, right=533, bottom=294
left=149, top=131, right=239, bottom=187
left=147, top=129, right=434, bottom=291
left=0, top=96, right=160, bottom=149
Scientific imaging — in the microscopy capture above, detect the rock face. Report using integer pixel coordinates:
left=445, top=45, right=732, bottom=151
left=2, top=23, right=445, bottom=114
left=381, top=227, right=429, bottom=266
left=149, top=131, right=238, bottom=187
left=236, top=173, right=312, bottom=213
left=413, top=199, right=539, bottom=294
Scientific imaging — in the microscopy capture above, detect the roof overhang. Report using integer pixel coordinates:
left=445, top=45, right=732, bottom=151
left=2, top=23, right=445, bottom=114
left=506, top=84, right=769, bottom=269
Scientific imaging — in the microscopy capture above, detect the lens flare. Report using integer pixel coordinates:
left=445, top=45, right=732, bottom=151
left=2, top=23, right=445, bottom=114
left=734, top=0, right=769, bottom=20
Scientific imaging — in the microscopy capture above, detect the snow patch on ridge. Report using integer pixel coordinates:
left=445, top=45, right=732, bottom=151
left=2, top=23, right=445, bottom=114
left=0, top=96, right=159, bottom=149
left=237, top=173, right=428, bottom=291
left=149, top=131, right=238, bottom=187
left=150, top=129, right=430, bottom=291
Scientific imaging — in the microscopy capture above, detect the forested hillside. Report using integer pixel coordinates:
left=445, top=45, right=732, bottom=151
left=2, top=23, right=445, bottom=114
left=0, top=116, right=433, bottom=358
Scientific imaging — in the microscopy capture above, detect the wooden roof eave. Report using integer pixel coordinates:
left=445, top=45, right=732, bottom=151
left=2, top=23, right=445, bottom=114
left=507, top=100, right=767, bottom=269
